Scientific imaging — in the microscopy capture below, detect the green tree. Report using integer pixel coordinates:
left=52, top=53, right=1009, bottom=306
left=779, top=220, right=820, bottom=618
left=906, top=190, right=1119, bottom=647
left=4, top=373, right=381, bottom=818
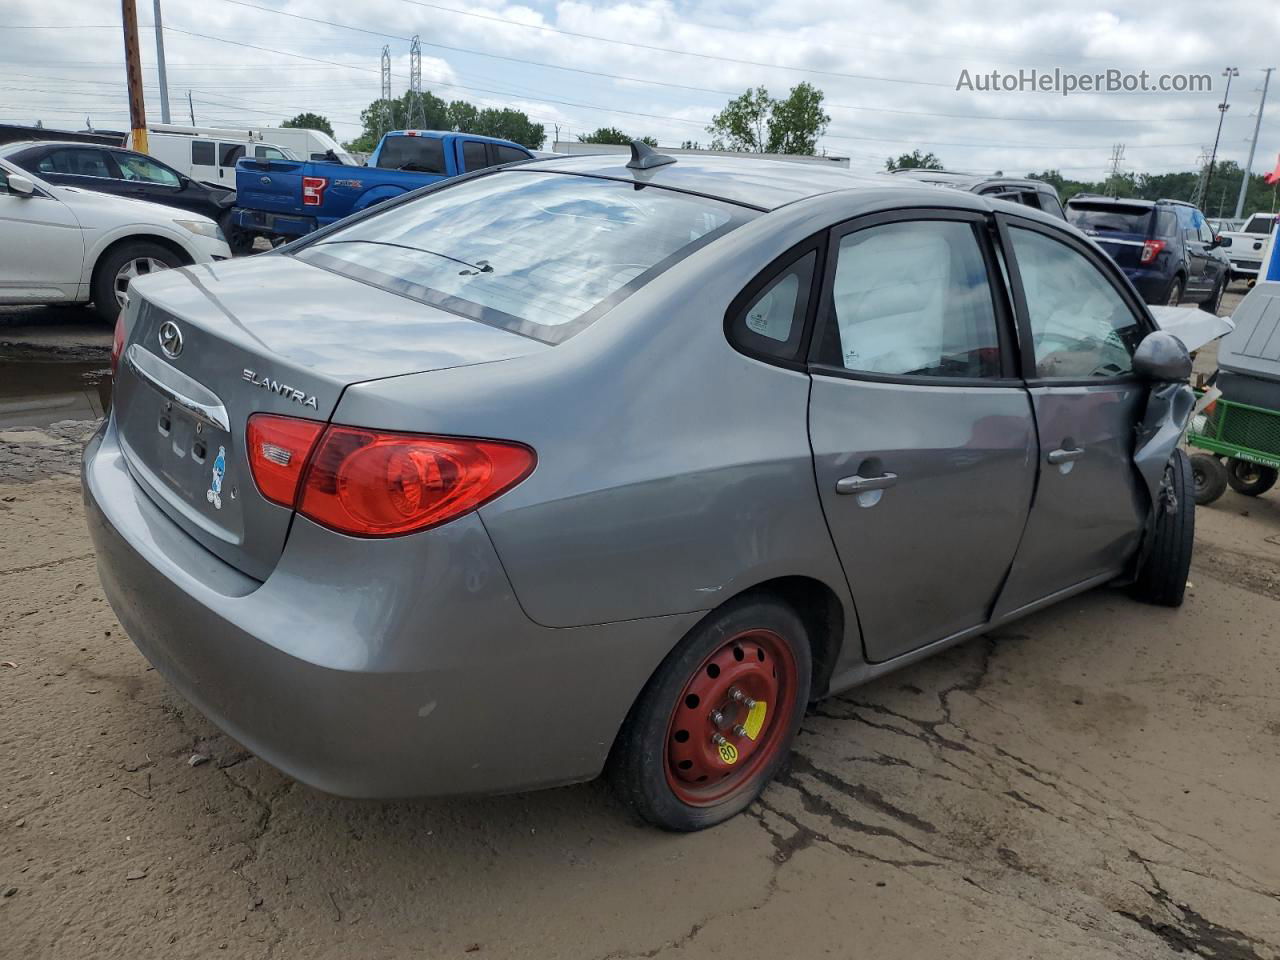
left=281, top=112, right=334, bottom=137
left=446, top=100, right=479, bottom=132
left=707, top=86, right=773, bottom=152
left=348, top=93, right=544, bottom=152
left=578, top=127, right=657, bottom=146
left=766, top=82, right=830, bottom=155
left=885, top=150, right=944, bottom=172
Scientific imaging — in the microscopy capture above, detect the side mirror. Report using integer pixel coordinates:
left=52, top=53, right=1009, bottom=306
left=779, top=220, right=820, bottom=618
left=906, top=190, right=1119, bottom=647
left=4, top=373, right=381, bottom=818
left=1218, top=235, right=1231, bottom=248
left=1133, top=330, right=1192, bottom=382
left=7, top=173, right=36, bottom=196
left=1210, top=234, right=1223, bottom=248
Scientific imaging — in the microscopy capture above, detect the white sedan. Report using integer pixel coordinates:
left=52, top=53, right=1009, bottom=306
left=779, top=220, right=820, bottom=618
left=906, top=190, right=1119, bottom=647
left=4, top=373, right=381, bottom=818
left=0, top=152, right=230, bottom=322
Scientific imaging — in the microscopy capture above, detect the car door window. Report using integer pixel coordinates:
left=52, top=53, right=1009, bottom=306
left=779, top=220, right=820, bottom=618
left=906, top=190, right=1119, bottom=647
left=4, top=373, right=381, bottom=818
left=192, top=141, right=215, bottom=166
left=36, top=148, right=115, bottom=179
left=493, top=145, right=529, bottom=165
left=728, top=251, right=816, bottom=361
left=818, top=219, right=1002, bottom=378
left=115, top=154, right=181, bottom=187
left=1198, top=219, right=1216, bottom=244
left=1008, top=226, right=1144, bottom=379
left=1039, top=191, right=1066, bottom=220
left=219, top=143, right=245, bottom=167
left=255, top=145, right=288, bottom=160
left=462, top=140, right=489, bottom=171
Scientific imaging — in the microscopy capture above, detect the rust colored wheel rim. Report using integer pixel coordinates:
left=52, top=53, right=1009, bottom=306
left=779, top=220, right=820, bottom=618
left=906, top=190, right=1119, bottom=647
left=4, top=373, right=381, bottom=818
left=664, top=628, right=798, bottom=807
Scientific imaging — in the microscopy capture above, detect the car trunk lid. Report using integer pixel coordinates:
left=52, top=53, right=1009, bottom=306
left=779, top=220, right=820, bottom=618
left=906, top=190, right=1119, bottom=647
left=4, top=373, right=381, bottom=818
left=1068, top=202, right=1154, bottom=270
left=112, top=255, right=548, bottom=580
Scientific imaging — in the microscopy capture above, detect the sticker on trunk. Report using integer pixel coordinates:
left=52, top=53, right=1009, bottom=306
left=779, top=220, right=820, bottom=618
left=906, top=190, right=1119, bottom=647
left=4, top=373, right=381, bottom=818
left=206, top=446, right=226, bottom=510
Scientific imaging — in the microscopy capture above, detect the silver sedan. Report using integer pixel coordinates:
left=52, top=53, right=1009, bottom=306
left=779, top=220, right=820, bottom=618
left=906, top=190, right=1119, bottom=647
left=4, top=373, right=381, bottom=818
left=85, top=145, right=1200, bottom=831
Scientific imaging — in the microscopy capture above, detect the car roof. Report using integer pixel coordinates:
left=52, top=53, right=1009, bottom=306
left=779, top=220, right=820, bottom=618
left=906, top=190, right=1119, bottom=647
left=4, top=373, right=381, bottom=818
left=516, top=153, right=920, bottom=211
left=889, top=169, right=1048, bottom=190
left=2, top=139, right=135, bottom=156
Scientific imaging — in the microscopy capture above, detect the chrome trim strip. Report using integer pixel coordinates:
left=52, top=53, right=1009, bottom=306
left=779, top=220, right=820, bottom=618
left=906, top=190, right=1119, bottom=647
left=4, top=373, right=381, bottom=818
left=125, top=343, right=230, bottom=432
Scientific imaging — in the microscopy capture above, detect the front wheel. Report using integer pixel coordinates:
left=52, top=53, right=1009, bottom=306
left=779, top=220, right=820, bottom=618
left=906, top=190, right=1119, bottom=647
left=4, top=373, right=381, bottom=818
left=1132, top=449, right=1196, bottom=607
left=609, top=596, right=811, bottom=831
left=1226, top=458, right=1279, bottom=497
left=218, top=211, right=254, bottom=256
left=90, top=241, right=182, bottom=324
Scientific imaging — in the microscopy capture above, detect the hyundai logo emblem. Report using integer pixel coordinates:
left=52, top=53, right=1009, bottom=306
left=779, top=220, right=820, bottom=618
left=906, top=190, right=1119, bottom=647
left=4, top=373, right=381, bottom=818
left=158, top=320, right=184, bottom=359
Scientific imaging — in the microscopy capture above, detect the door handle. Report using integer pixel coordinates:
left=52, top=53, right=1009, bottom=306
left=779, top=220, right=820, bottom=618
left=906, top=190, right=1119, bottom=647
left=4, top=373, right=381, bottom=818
left=836, top=472, right=898, bottom=495
left=1047, top=447, right=1085, bottom=465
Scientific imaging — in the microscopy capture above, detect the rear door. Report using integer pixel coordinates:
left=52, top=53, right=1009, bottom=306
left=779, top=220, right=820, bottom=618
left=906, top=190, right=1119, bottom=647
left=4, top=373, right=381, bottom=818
left=216, top=142, right=245, bottom=184
left=110, top=151, right=194, bottom=213
left=1180, top=207, right=1212, bottom=294
left=990, top=215, right=1151, bottom=619
left=807, top=211, right=1037, bottom=662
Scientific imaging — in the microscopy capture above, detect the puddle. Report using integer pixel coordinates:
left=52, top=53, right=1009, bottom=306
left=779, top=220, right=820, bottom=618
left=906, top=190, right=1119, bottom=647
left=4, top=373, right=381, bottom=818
left=0, top=360, right=112, bottom=430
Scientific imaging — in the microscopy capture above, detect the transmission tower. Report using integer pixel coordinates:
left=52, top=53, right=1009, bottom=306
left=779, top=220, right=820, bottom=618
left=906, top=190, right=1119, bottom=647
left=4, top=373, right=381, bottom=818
left=1192, top=148, right=1213, bottom=208
left=1106, top=144, right=1126, bottom=196
left=381, top=45, right=391, bottom=102
left=409, top=35, right=423, bottom=127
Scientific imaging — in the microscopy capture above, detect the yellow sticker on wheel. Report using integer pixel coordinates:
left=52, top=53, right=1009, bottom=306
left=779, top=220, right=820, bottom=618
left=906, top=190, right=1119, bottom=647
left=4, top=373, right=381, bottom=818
left=743, top=700, right=768, bottom=741
left=718, top=742, right=739, bottom=765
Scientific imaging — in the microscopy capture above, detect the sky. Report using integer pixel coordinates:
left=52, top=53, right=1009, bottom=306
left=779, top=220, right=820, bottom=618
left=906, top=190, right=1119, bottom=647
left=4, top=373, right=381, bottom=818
left=4, top=0, right=1279, bottom=187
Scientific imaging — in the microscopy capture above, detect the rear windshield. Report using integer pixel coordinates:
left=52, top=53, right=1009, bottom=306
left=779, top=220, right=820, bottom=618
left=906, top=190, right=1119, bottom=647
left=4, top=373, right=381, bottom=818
left=294, top=171, right=751, bottom=343
left=377, top=136, right=445, bottom=173
left=1066, top=203, right=1153, bottom=235
left=1244, top=213, right=1277, bottom=235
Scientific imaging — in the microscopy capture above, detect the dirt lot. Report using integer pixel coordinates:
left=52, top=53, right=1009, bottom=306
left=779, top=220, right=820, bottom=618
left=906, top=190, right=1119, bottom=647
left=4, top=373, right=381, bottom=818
left=3, top=287, right=1279, bottom=959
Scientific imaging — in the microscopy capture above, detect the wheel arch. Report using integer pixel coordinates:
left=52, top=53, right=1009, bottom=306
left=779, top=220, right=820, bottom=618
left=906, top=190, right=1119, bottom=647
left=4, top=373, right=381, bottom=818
left=88, top=233, right=195, bottom=291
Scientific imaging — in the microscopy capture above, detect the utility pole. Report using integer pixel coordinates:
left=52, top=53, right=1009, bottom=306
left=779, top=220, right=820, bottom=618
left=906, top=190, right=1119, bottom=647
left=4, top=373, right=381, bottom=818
left=409, top=36, right=422, bottom=127
left=1235, top=67, right=1274, bottom=220
left=187, top=90, right=195, bottom=125
left=152, top=0, right=171, bottom=123
left=1203, top=66, right=1239, bottom=210
left=121, top=0, right=148, bottom=152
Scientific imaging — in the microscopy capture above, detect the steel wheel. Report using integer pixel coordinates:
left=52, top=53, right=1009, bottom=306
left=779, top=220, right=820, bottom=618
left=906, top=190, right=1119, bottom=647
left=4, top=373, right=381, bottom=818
left=663, top=628, right=798, bottom=807
left=113, top=257, right=170, bottom=308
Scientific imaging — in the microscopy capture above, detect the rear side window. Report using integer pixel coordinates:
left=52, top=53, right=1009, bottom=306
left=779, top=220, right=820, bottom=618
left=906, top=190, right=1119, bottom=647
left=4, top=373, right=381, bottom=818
left=816, top=220, right=1002, bottom=379
left=493, top=145, right=529, bottom=165
left=461, top=141, right=489, bottom=171
left=1244, top=214, right=1277, bottom=234
left=191, top=140, right=215, bottom=166
left=727, top=251, right=817, bottom=362
left=296, top=172, right=751, bottom=344
left=1008, top=226, right=1144, bottom=379
left=378, top=136, right=445, bottom=174
left=1067, top=203, right=1153, bottom=235
left=36, top=148, right=116, bottom=178
left=219, top=143, right=245, bottom=167
left=1039, top=191, right=1066, bottom=220
left=1156, top=210, right=1178, bottom=238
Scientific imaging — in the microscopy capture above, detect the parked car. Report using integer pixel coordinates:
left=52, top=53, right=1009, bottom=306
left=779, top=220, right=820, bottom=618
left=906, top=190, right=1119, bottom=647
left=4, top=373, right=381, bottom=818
left=890, top=169, right=1067, bottom=219
left=1066, top=196, right=1230, bottom=311
left=133, top=122, right=356, bottom=187
left=0, top=152, right=229, bottom=322
left=1218, top=211, right=1279, bottom=283
left=5, top=140, right=239, bottom=243
left=87, top=146, right=1208, bottom=832
left=230, top=130, right=533, bottom=246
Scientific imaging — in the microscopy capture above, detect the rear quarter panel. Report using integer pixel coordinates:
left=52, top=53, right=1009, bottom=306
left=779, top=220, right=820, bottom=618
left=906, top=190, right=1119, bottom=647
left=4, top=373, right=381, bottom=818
left=331, top=194, right=869, bottom=634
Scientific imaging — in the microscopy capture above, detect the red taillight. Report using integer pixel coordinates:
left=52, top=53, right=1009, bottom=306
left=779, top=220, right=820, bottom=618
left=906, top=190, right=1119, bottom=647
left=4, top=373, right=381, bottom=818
left=246, top=414, right=325, bottom=507
left=246, top=416, right=536, bottom=537
left=110, top=312, right=126, bottom=377
left=302, top=176, right=328, bottom=206
left=1140, top=239, right=1165, bottom=264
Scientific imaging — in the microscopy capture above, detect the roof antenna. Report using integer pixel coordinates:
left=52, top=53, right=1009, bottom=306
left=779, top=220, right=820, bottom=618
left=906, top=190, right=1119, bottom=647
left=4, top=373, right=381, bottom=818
left=626, top=140, right=676, bottom=170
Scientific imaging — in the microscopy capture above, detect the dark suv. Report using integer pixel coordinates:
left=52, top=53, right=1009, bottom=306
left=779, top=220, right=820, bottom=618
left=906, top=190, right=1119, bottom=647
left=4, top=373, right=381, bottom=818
left=1066, top=196, right=1230, bottom=312
left=890, top=169, right=1068, bottom=219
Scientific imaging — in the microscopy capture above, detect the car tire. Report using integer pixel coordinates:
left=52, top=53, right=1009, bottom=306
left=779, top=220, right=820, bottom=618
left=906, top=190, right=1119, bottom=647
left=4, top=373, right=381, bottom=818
left=219, top=211, right=254, bottom=257
left=90, top=240, right=182, bottom=324
left=1165, top=275, right=1184, bottom=307
left=1200, top=274, right=1225, bottom=314
left=1132, top=449, right=1196, bottom=607
left=1225, top=458, right=1279, bottom=497
left=609, top=595, right=812, bottom=832
left=1190, top=452, right=1228, bottom=505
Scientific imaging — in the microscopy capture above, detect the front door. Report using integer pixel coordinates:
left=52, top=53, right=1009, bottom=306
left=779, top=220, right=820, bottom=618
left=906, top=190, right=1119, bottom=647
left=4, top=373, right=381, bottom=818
left=807, top=212, right=1037, bottom=663
left=991, top=216, right=1151, bottom=618
left=0, top=171, right=83, bottom=301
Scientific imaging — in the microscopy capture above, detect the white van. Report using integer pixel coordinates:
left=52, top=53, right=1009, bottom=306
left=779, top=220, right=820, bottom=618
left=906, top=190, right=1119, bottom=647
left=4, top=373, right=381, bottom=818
left=131, top=124, right=356, bottom=187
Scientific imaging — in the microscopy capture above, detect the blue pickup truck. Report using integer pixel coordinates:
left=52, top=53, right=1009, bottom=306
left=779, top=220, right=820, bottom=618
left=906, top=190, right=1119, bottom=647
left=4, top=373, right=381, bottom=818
left=230, top=130, right=534, bottom=248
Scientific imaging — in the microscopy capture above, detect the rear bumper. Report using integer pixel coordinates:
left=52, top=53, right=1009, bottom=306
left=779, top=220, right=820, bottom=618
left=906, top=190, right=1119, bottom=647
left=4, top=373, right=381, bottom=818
left=83, top=418, right=697, bottom=798
left=231, top=207, right=317, bottom=237
left=1228, top=259, right=1261, bottom=277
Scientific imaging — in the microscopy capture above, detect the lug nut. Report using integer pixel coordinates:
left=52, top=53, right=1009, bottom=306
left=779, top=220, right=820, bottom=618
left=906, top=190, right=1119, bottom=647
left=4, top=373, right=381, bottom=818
left=728, top=687, right=757, bottom=709
left=711, top=733, right=728, bottom=747
left=710, top=710, right=727, bottom=728
left=732, top=724, right=747, bottom=738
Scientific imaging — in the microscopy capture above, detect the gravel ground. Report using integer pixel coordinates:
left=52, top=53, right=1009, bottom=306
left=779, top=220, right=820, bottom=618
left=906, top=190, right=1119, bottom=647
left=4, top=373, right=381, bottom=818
left=2, top=282, right=1278, bottom=959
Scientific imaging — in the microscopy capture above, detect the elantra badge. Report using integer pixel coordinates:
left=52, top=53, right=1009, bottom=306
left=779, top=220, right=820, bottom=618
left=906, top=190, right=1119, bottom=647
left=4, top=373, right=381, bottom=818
left=242, top=369, right=319, bottom=409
